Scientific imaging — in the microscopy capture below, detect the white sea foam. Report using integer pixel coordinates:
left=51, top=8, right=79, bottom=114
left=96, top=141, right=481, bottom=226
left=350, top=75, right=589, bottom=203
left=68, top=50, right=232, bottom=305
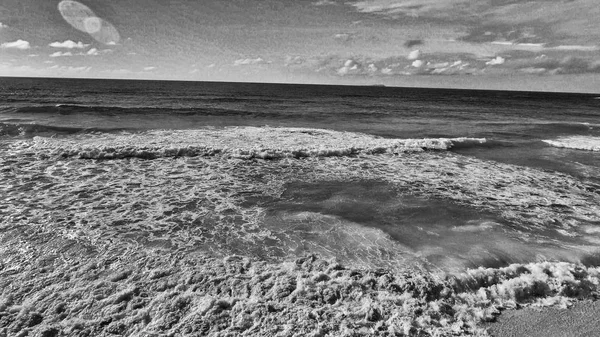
left=582, top=225, right=600, bottom=234
left=453, top=261, right=600, bottom=310
left=25, top=127, right=487, bottom=159
left=542, top=136, right=600, bottom=152
left=451, top=221, right=499, bottom=232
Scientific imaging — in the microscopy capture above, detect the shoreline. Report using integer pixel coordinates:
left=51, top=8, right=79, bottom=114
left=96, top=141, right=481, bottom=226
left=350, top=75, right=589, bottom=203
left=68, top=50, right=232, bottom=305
left=2, top=221, right=600, bottom=336
left=486, top=300, right=600, bottom=337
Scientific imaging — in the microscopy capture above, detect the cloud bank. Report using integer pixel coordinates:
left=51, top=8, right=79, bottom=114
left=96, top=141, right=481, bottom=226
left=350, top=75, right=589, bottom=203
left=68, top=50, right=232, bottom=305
left=1, top=40, right=31, bottom=50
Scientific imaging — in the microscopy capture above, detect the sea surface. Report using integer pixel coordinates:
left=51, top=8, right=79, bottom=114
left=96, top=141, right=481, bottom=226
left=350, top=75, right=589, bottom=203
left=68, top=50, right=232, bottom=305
left=2, top=77, right=600, bottom=274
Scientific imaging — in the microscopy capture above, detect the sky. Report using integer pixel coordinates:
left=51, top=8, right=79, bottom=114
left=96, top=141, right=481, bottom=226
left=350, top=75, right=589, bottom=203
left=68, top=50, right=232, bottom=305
left=1, top=0, right=599, bottom=92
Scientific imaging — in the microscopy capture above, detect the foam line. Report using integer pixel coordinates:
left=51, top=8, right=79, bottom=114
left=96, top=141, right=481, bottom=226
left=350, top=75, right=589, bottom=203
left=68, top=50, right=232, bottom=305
left=25, top=127, right=487, bottom=159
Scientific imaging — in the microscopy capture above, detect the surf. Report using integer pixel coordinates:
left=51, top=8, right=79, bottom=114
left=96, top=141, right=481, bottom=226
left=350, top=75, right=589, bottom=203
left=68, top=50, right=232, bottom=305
left=543, top=136, right=600, bottom=152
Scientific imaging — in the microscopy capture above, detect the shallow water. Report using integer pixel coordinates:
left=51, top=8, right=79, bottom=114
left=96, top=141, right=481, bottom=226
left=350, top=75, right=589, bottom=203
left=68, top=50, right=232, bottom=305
left=266, top=180, right=598, bottom=272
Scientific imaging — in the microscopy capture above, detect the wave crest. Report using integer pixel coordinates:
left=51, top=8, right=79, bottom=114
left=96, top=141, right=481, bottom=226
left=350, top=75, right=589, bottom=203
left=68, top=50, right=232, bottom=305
left=24, top=127, right=487, bottom=159
left=0, top=122, right=123, bottom=137
left=543, top=136, right=600, bottom=152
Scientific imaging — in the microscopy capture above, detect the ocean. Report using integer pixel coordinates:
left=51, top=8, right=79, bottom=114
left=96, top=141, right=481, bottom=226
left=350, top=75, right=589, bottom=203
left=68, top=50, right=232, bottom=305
left=1, top=77, right=600, bottom=335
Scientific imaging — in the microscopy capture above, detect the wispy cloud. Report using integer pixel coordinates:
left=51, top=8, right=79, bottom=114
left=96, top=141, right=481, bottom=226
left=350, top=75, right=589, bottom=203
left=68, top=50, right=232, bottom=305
left=407, top=50, right=421, bottom=60
left=334, top=33, right=354, bottom=42
left=49, top=40, right=90, bottom=49
left=86, top=48, right=99, bottom=56
left=233, top=57, right=269, bottom=66
left=1, top=39, right=31, bottom=50
left=515, top=56, right=600, bottom=75
left=313, top=0, right=337, bottom=6
left=486, top=56, right=505, bottom=66
left=48, top=65, right=92, bottom=73
left=549, top=45, right=600, bottom=52
left=352, top=0, right=469, bottom=18
left=285, top=56, right=305, bottom=67
left=143, top=66, right=157, bottom=71
left=49, top=51, right=74, bottom=57
left=351, top=0, right=600, bottom=48
left=82, top=48, right=112, bottom=56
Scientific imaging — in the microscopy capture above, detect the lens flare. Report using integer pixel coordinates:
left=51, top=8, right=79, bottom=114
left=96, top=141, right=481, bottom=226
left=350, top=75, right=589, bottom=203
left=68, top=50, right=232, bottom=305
left=58, top=0, right=120, bottom=45
left=83, top=16, right=101, bottom=34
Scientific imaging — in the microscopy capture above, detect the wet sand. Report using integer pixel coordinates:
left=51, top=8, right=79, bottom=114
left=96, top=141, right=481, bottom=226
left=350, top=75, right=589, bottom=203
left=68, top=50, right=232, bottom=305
left=487, top=300, right=600, bottom=337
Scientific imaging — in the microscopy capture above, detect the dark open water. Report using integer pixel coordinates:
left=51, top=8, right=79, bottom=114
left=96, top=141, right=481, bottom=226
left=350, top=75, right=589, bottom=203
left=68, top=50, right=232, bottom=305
left=2, top=77, right=599, bottom=180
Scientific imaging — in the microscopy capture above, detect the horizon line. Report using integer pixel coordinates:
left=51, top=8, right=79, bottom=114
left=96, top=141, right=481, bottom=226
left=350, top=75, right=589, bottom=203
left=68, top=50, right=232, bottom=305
left=1, top=75, right=599, bottom=96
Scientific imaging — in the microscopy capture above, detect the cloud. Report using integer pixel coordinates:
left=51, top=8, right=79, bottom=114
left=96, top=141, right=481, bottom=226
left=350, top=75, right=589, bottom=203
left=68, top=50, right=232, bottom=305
left=337, top=59, right=361, bottom=75
left=47, top=65, right=92, bottom=74
left=49, top=40, right=90, bottom=49
left=143, top=66, right=157, bottom=71
left=49, top=40, right=89, bottom=49
left=412, top=60, right=424, bottom=68
left=233, top=57, right=269, bottom=66
left=486, top=56, right=505, bottom=66
left=288, top=53, right=491, bottom=78
left=513, top=56, right=600, bottom=75
left=0, top=22, right=7, bottom=29
left=407, top=50, right=421, bottom=60
left=351, top=0, right=600, bottom=48
left=1, top=39, right=31, bottom=50
left=462, top=25, right=544, bottom=45
left=352, top=0, right=470, bottom=18
left=520, top=67, right=547, bottom=75
left=285, top=56, right=305, bottom=66
left=83, top=48, right=112, bottom=56
left=334, top=33, right=354, bottom=42
left=50, top=51, right=74, bottom=57
left=313, top=0, right=337, bottom=5
left=86, top=48, right=99, bottom=56
left=549, top=45, right=600, bottom=52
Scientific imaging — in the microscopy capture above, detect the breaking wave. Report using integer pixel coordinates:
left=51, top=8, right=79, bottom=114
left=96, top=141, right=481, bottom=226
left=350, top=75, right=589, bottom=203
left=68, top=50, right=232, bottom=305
left=19, top=127, right=487, bottom=159
left=1, top=239, right=600, bottom=337
left=0, top=122, right=126, bottom=137
left=543, top=136, right=600, bottom=152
